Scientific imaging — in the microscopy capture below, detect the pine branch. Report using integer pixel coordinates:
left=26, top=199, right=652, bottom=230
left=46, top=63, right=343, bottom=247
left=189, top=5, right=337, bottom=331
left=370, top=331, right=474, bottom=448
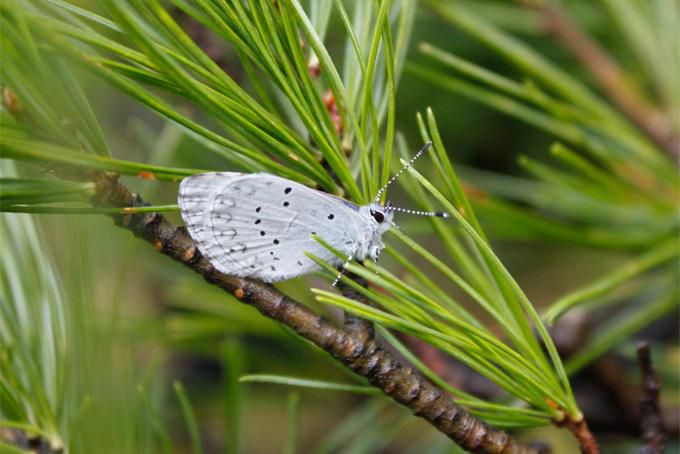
left=88, top=171, right=541, bottom=454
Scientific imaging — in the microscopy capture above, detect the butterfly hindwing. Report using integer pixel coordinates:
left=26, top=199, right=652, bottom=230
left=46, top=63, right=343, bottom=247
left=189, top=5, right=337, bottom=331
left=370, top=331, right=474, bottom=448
left=179, top=172, right=365, bottom=282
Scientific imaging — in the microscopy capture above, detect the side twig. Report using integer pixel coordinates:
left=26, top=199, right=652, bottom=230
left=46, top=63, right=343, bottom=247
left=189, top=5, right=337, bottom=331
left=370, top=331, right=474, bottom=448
left=90, top=172, right=540, bottom=454
left=537, top=3, right=679, bottom=160
left=559, top=417, right=600, bottom=454
left=637, top=341, right=666, bottom=454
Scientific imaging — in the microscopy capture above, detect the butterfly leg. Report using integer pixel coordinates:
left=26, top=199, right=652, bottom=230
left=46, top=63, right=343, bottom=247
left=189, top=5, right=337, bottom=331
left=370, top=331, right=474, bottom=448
left=373, top=248, right=382, bottom=277
left=332, top=250, right=357, bottom=287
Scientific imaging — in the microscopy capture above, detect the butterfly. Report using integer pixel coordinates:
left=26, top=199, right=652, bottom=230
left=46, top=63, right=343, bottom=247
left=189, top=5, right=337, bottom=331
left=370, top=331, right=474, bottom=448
left=178, top=142, right=448, bottom=285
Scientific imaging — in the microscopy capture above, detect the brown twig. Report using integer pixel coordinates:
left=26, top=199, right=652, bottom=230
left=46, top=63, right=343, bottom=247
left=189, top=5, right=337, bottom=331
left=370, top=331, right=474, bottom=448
left=637, top=341, right=666, bottom=454
left=558, top=416, right=600, bottom=454
left=536, top=2, right=679, bottom=161
left=553, top=309, right=676, bottom=439
left=572, top=354, right=679, bottom=437
left=88, top=172, right=540, bottom=454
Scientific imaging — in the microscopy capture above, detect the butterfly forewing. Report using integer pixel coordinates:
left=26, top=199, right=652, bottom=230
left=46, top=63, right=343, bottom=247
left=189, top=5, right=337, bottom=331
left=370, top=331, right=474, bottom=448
left=179, top=172, right=363, bottom=282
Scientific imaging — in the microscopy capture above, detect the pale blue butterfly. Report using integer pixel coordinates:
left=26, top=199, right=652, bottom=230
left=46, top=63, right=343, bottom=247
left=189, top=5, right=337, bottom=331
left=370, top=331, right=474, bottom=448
left=178, top=142, right=448, bottom=285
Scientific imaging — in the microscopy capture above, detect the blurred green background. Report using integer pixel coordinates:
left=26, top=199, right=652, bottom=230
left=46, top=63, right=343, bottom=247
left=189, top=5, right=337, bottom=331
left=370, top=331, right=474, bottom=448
left=1, top=1, right=678, bottom=453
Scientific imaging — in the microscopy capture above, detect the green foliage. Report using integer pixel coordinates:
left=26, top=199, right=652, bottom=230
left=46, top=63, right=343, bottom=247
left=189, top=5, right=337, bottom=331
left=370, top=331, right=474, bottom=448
left=0, top=168, right=69, bottom=450
left=312, top=109, right=578, bottom=426
left=414, top=0, right=679, bottom=367
left=173, top=381, right=204, bottom=454
left=240, top=375, right=381, bottom=396
left=0, top=161, right=169, bottom=452
left=11, top=0, right=413, bottom=203
left=1, top=0, right=678, bottom=451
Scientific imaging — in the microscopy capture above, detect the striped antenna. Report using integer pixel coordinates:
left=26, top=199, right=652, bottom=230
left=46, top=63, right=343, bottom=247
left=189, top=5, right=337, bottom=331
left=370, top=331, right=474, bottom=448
left=385, top=206, right=450, bottom=218
left=373, top=141, right=432, bottom=205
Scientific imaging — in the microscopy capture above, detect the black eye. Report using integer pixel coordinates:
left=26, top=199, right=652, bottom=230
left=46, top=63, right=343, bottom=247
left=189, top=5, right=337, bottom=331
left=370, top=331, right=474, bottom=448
left=370, top=209, right=385, bottom=223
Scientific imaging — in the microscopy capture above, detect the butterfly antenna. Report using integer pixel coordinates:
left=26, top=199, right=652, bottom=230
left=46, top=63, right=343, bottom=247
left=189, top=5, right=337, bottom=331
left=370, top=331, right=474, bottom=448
left=373, top=141, right=432, bottom=205
left=385, top=206, right=450, bottom=218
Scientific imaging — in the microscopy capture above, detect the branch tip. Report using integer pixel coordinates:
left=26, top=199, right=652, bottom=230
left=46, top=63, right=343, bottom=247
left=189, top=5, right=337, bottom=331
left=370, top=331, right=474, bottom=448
left=637, top=341, right=666, bottom=454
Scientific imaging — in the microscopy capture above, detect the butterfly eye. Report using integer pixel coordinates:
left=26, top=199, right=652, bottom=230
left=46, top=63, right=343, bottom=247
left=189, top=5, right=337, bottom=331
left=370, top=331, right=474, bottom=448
left=370, top=209, right=385, bottom=223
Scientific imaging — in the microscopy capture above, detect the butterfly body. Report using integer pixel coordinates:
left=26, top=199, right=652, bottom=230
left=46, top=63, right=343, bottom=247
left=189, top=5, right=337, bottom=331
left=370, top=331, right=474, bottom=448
left=178, top=172, right=393, bottom=282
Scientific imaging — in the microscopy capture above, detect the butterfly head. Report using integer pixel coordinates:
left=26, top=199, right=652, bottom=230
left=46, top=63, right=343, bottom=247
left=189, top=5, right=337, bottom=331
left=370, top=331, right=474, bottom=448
left=368, top=202, right=394, bottom=227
